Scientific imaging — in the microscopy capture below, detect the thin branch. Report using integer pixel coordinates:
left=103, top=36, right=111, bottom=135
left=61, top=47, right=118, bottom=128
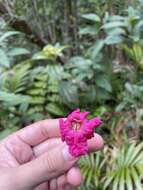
left=0, top=2, right=46, bottom=47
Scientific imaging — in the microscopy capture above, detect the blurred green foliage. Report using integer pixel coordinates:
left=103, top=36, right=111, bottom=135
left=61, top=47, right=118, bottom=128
left=0, top=0, right=143, bottom=189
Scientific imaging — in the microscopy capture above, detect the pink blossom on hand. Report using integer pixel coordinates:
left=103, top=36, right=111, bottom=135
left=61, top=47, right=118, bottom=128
left=59, top=108, right=102, bottom=157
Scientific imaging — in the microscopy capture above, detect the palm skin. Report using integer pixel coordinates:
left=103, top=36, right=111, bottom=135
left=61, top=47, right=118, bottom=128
left=0, top=119, right=103, bottom=190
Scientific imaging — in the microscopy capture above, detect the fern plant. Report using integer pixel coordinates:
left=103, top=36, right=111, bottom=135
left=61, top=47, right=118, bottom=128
left=0, top=29, right=30, bottom=68
left=26, top=68, right=48, bottom=115
left=2, top=62, right=31, bottom=93
left=26, top=65, right=66, bottom=117
left=0, top=61, right=32, bottom=128
left=121, top=43, right=143, bottom=69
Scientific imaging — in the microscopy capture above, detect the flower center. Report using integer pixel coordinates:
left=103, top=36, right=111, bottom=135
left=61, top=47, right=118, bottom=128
left=71, top=119, right=82, bottom=131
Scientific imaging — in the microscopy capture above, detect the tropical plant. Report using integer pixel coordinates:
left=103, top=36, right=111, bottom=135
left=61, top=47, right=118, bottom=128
left=104, top=143, right=143, bottom=190
left=116, top=82, right=143, bottom=112
left=121, top=43, right=143, bottom=69
left=78, top=151, right=106, bottom=190
left=0, top=0, right=143, bottom=189
left=77, top=142, right=143, bottom=190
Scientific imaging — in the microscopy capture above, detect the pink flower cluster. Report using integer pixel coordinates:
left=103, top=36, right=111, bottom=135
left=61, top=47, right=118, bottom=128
left=59, top=108, right=102, bottom=157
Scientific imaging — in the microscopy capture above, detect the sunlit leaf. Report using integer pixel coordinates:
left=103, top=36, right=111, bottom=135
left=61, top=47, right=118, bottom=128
left=8, top=48, right=30, bottom=56
left=82, top=13, right=101, bottom=22
left=0, top=31, right=20, bottom=43
left=0, top=91, right=31, bottom=105
left=0, top=49, right=10, bottom=67
left=102, top=21, right=126, bottom=29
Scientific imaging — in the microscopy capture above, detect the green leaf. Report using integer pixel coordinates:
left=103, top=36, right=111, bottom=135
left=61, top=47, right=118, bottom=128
left=59, top=81, right=79, bottom=108
left=134, top=20, right=143, bottom=34
left=119, top=169, right=125, bottom=190
left=46, top=64, right=64, bottom=80
left=124, top=144, right=135, bottom=165
left=96, top=75, right=112, bottom=92
left=8, top=48, right=30, bottom=56
left=105, top=35, right=123, bottom=45
left=125, top=168, right=133, bottom=190
left=107, top=28, right=125, bottom=36
left=82, top=85, right=96, bottom=103
left=91, top=40, right=105, bottom=59
left=104, top=143, right=143, bottom=190
left=97, top=88, right=111, bottom=100
left=32, top=44, right=68, bottom=61
left=30, top=97, right=45, bottom=104
left=68, top=56, right=92, bottom=70
left=46, top=103, right=65, bottom=116
left=102, top=21, right=126, bottom=30
left=109, top=16, right=125, bottom=21
left=103, top=175, right=114, bottom=189
left=125, top=82, right=133, bottom=93
left=32, top=52, right=47, bottom=60
left=116, top=102, right=127, bottom=112
left=0, top=49, right=10, bottom=67
left=27, top=89, right=46, bottom=96
left=131, top=167, right=142, bottom=190
left=0, top=91, right=31, bottom=105
left=82, top=13, right=101, bottom=22
left=3, top=63, right=30, bottom=93
left=112, top=173, right=119, bottom=190
left=128, top=143, right=143, bottom=165
left=0, top=31, right=20, bottom=43
left=79, top=26, right=98, bottom=35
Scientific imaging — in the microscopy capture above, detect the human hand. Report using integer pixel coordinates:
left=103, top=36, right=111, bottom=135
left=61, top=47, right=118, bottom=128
left=0, top=119, right=103, bottom=190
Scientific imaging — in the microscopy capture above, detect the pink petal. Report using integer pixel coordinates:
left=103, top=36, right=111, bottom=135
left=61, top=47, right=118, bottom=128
left=69, top=141, right=88, bottom=157
left=59, top=109, right=102, bottom=157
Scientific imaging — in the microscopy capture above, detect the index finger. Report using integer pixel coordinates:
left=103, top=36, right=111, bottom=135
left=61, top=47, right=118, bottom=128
left=14, top=119, right=61, bottom=146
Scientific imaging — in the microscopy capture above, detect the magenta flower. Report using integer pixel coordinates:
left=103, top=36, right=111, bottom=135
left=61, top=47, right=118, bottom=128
left=59, top=108, right=102, bottom=157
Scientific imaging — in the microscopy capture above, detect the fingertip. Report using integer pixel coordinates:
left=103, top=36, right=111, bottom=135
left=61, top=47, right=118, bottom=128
left=88, top=133, right=104, bottom=152
left=67, top=167, right=83, bottom=187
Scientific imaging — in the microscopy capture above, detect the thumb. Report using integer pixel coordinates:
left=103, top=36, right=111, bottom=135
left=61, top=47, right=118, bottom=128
left=15, top=145, right=78, bottom=189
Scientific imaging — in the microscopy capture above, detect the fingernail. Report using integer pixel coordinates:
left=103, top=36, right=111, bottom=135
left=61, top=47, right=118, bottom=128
left=62, top=146, right=75, bottom=161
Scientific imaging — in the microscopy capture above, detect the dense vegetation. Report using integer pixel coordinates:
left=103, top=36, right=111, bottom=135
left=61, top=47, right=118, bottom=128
left=0, top=0, right=143, bottom=189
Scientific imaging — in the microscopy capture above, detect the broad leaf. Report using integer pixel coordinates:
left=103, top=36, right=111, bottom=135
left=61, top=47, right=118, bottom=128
left=0, top=49, right=10, bottom=67
left=46, top=103, right=65, bottom=116
left=82, top=13, right=101, bottom=22
left=105, top=35, right=123, bottom=45
left=8, top=48, right=30, bottom=56
left=79, top=26, right=98, bottom=36
left=91, top=40, right=105, bottom=59
left=96, top=75, right=112, bottom=92
left=59, top=81, right=79, bottom=108
left=0, top=31, right=20, bottom=43
left=0, top=91, right=31, bottom=105
left=102, top=21, right=126, bottom=30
